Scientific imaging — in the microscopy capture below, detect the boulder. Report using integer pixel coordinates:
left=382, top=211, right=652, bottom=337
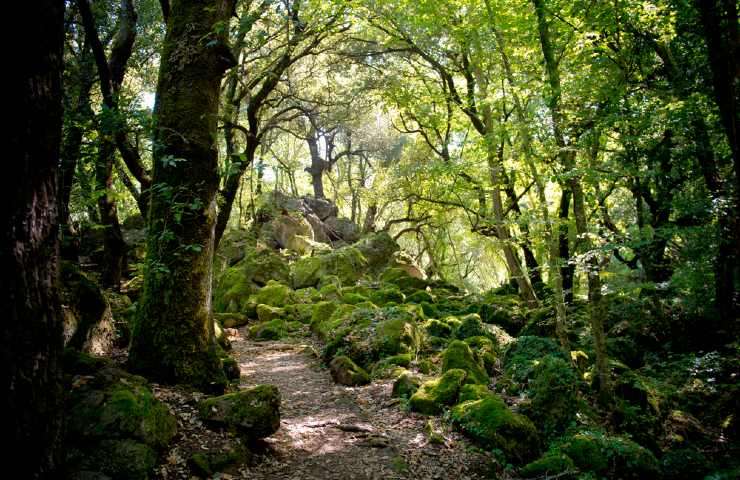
left=268, top=214, right=314, bottom=253
left=60, top=263, right=116, bottom=355
left=198, top=385, right=281, bottom=439
left=303, top=195, right=339, bottom=220
left=304, top=212, right=332, bottom=244
left=441, top=340, right=489, bottom=385
left=65, top=366, right=177, bottom=479
left=392, top=371, right=422, bottom=398
left=559, top=430, right=659, bottom=479
left=325, top=216, right=361, bottom=242
left=255, top=280, right=296, bottom=308
left=356, top=232, right=399, bottom=274
left=214, top=312, right=249, bottom=329
left=409, top=369, right=467, bottom=415
left=249, top=319, right=285, bottom=340
left=450, top=392, right=540, bottom=465
left=329, top=355, right=370, bottom=386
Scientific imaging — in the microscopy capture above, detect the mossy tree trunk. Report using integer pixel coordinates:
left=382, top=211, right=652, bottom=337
left=4, top=0, right=65, bottom=475
left=129, top=0, right=235, bottom=393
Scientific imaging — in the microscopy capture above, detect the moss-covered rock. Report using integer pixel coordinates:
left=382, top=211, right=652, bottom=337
left=379, top=267, right=429, bottom=293
left=392, top=371, right=422, bottom=398
left=214, top=312, right=249, bottom=329
left=255, top=280, right=296, bottom=308
left=256, top=304, right=284, bottom=323
left=355, top=231, right=399, bottom=274
left=325, top=306, right=423, bottom=369
left=214, top=320, right=231, bottom=350
left=409, top=369, right=467, bottom=415
left=500, top=336, right=566, bottom=394
left=248, top=319, right=286, bottom=340
left=285, top=303, right=314, bottom=324
left=524, top=355, right=578, bottom=441
left=188, top=450, right=245, bottom=478
left=464, top=336, right=497, bottom=374
left=559, top=430, right=659, bottom=479
left=61, top=264, right=116, bottom=355
left=290, top=246, right=368, bottom=288
left=310, top=301, right=339, bottom=327
left=311, top=303, right=356, bottom=341
left=372, top=353, right=412, bottom=378
left=329, top=355, right=370, bottom=386
left=65, top=366, right=177, bottom=479
left=198, top=385, right=281, bottom=439
left=660, top=447, right=710, bottom=480
left=441, top=340, right=489, bottom=385
left=458, top=383, right=491, bottom=403
left=222, top=356, right=241, bottom=380
left=450, top=393, right=540, bottom=464
left=341, top=292, right=369, bottom=305
left=518, top=452, right=575, bottom=479
left=369, top=286, right=406, bottom=305
left=67, top=367, right=177, bottom=448
left=407, top=290, right=435, bottom=304
left=424, top=319, right=453, bottom=338
left=455, top=313, right=487, bottom=340
left=214, top=246, right=290, bottom=312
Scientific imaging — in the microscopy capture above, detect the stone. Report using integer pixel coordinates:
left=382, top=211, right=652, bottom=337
left=329, top=355, right=370, bottom=386
left=409, top=369, right=467, bottom=415
left=325, top=216, right=361, bottom=242
left=441, top=340, right=489, bottom=385
left=450, top=392, right=540, bottom=465
left=198, top=385, right=281, bottom=439
left=392, top=371, right=421, bottom=398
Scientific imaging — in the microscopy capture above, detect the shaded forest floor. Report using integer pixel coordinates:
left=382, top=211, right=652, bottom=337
left=154, top=327, right=491, bottom=479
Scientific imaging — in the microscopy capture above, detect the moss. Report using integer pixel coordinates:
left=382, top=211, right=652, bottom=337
left=560, top=430, right=659, bottom=479
left=418, top=358, right=435, bottom=374
left=421, top=301, right=439, bottom=318
left=450, top=393, right=540, bottom=465
left=188, top=450, right=244, bottom=477
left=355, top=231, right=399, bottom=273
left=295, top=287, right=321, bottom=303
left=455, top=313, right=487, bottom=340
left=248, top=319, right=286, bottom=340
left=369, top=286, right=406, bottom=305
left=425, top=319, right=453, bottom=338
left=198, top=385, right=281, bottom=439
left=69, top=438, right=158, bottom=480
left=255, top=280, right=295, bottom=307
left=285, top=303, right=314, bottom=324
left=329, top=355, right=370, bottom=386
left=372, top=353, right=412, bottom=378
left=328, top=306, right=422, bottom=368
left=222, top=356, right=240, bottom=380
left=311, top=303, right=355, bottom=341
left=256, top=304, right=284, bottom=323
left=214, top=312, right=248, bottom=329
left=409, top=369, right=467, bottom=415
left=341, top=292, right=369, bottom=305
left=441, top=340, right=489, bottom=385
left=214, top=247, right=290, bottom=311
left=518, top=452, right=575, bottom=479
left=310, top=301, right=339, bottom=326
left=500, top=336, right=566, bottom=394
left=379, top=267, right=429, bottom=292
left=464, top=336, right=497, bottom=374
left=319, top=282, right=341, bottom=301
left=392, top=371, right=422, bottom=398
left=407, top=290, right=435, bottom=304
left=525, top=355, right=579, bottom=441
left=458, top=383, right=491, bottom=403
left=291, top=256, right=324, bottom=289
left=214, top=320, right=231, bottom=350
left=292, top=246, right=368, bottom=288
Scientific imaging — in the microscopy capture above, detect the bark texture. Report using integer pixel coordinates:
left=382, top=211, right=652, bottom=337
left=3, top=1, right=65, bottom=476
left=129, top=0, right=235, bottom=392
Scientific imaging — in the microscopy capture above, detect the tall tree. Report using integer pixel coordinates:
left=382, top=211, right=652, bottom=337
left=3, top=0, right=65, bottom=476
left=128, top=0, right=236, bottom=392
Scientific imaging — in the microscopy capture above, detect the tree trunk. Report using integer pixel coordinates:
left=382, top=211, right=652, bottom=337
left=694, top=0, right=740, bottom=330
left=129, top=0, right=235, bottom=392
left=3, top=1, right=65, bottom=476
left=306, top=129, right=326, bottom=199
left=96, top=137, right=127, bottom=288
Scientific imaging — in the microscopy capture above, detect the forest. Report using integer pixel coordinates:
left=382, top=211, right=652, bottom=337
left=5, top=0, right=739, bottom=478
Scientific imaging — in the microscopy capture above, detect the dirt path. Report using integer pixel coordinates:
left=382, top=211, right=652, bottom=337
left=230, top=328, right=492, bottom=480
